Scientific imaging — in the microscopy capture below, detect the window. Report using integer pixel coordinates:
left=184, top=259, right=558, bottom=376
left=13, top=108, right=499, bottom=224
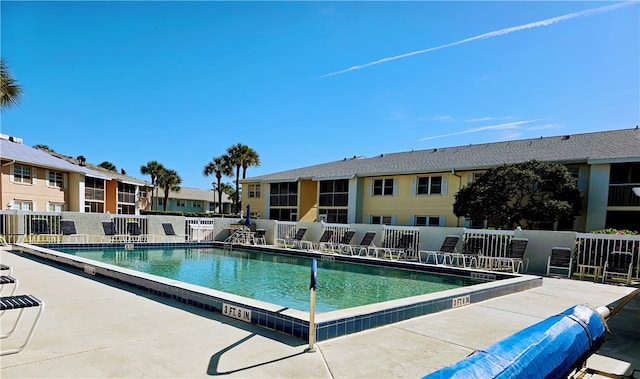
left=11, top=200, right=32, bottom=211
left=117, top=182, right=136, bottom=204
left=248, top=184, right=261, bottom=198
left=319, top=179, right=349, bottom=206
left=85, top=177, right=105, bottom=212
left=48, top=171, right=64, bottom=188
left=417, top=176, right=443, bottom=195
left=48, top=202, right=64, bottom=212
left=270, top=182, right=298, bottom=206
left=177, top=200, right=186, bottom=207
left=415, top=216, right=440, bottom=227
left=371, top=215, right=392, bottom=225
left=158, top=199, right=164, bottom=206
left=13, top=164, right=32, bottom=184
left=192, top=201, right=201, bottom=208
left=269, top=208, right=297, bottom=221
left=373, top=178, right=394, bottom=196
left=319, top=209, right=348, bottom=224
left=118, top=204, right=135, bottom=214
left=139, top=191, right=147, bottom=198
left=84, top=201, right=104, bottom=213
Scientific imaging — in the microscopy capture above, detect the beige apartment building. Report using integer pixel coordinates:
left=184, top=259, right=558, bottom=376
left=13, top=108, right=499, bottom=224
left=241, top=128, right=640, bottom=232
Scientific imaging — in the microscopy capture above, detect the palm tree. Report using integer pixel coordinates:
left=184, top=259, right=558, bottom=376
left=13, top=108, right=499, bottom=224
left=226, top=143, right=260, bottom=213
left=157, top=168, right=182, bottom=211
left=241, top=146, right=260, bottom=179
left=203, top=156, right=233, bottom=214
left=0, top=59, right=22, bottom=110
left=140, top=160, right=165, bottom=211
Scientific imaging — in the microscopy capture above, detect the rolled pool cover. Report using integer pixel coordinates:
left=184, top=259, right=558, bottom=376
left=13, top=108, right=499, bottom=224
left=423, top=304, right=607, bottom=379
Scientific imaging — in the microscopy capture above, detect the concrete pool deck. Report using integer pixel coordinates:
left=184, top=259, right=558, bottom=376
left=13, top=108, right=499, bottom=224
left=1, top=248, right=638, bottom=378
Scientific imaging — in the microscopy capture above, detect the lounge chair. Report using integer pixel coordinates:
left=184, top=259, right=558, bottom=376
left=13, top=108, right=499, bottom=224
left=0, top=275, right=18, bottom=297
left=493, top=238, right=529, bottom=273
left=276, top=228, right=308, bottom=249
left=601, top=251, right=633, bottom=285
left=161, top=223, right=187, bottom=242
left=251, top=229, right=267, bottom=245
left=1, top=294, right=45, bottom=355
left=126, top=222, right=149, bottom=242
left=102, top=221, right=127, bottom=243
left=378, top=233, right=415, bottom=260
left=547, top=247, right=574, bottom=278
left=418, top=235, right=460, bottom=264
left=27, top=218, right=58, bottom=243
left=309, top=229, right=334, bottom=251
left=324, top=230, right=356, bottom=253
left=342, top=232, right=377, bottom=256
left=1, top=264, right=12, bottom=276
left=447, top=235, right=483, bottom=268
left=60, top=220, right=88, bottom=243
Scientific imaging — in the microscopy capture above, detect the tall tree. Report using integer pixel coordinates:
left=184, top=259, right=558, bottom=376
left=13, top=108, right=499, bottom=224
left=157, top=168, right=182, bottom=211
left=453, top=160, right=582, bottom=230
left=140, top=160, right=165, bottom=211
left=203, top=156, right=233, bottom=214
left=98, top=161, right=117, bottom=172
left=225, top=143, right=260, bottom=213
left=0, top=59, right=22, bottom=110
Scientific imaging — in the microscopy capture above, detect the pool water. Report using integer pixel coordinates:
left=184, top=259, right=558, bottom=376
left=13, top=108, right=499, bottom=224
left=57, top=247, right=488, bottom=312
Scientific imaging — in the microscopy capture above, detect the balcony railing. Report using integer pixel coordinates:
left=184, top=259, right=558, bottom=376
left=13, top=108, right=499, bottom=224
left=608, top=184, right=640, bottom=206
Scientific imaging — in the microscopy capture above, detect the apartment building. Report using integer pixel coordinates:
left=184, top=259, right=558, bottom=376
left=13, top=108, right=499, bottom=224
left=240, top=128, right=640, bottom=232
left=0, top=135, right=152, bottom=214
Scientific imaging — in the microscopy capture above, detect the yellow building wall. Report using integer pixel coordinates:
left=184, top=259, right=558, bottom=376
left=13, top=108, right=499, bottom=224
left=362, top=173, right=463, bottom=226
left=67, top=172, right=82, bottom=212
left=242, top=182, right=266, bottom=219
left=298, top=179, right=318, bottom=222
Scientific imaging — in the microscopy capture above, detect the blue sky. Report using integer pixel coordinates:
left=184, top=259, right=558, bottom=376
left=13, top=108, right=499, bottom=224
left=2, top=1, right=638, bottom=190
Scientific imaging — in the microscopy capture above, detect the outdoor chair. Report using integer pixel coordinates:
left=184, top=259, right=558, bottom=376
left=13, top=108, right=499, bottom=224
left=27, top=218, right=58, bottom=243
left=342, top=231, right=377, bottom=256
left=251, top=229, right=267, bottom=245
left=601, top=251, right=634, bottom=285
left=493, top=238, right=529, bottom=273
left=547, top=247, right=574, bottom=278
left=1, top=264, right=12, bottom=276
left=446, top=235, right=483, bottom=268
left=1, top=294, right=45, bottom=355
left=0, top=275, right=18, bottom=297
left=325, top=230, right=356, bottom=253
left=379, top=233, right=416, bottom=260
left=310, top=229, right=334, bottom=251
left=127, top=222, right=149, bottom=242
left=161, top=223, right=188, bottom=242
left=102, top=221, right=127, bottom=243
left=60, top=220, right=88, bottom=243
left=276, top=228, right=308, bottom=249
left=418, top=235, right=460, bottom=264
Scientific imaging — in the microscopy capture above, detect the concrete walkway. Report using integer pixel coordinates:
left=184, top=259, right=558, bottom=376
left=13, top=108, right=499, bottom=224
left=1, top=249, right=637, bottom=378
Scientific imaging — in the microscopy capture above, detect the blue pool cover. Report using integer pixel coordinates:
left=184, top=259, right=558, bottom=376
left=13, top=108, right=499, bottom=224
left=423, top=304, right=607, bottom=379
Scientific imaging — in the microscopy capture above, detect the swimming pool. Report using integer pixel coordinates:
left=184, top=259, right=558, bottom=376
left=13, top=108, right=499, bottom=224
left=12, top=242, right=542, bottom=341
left=54, top=246, right=489, bottom=312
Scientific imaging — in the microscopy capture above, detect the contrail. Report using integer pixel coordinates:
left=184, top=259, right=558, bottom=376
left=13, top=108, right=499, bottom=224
left=420, top=120, right=539, bottom=141
left=319, top=2, right=636, bottom=78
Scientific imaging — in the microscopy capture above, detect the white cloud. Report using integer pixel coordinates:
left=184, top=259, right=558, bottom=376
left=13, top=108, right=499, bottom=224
left=319, top=2, right=636, bottom=78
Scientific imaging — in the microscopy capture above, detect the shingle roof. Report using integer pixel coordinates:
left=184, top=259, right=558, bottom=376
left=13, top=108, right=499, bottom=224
left=0, top=138, right=111, bottom=180
left=244, top=128, right=640, bottom=182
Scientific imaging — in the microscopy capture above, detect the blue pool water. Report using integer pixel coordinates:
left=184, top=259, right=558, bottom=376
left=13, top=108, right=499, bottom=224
left=56, top=246, right=488, bottom=312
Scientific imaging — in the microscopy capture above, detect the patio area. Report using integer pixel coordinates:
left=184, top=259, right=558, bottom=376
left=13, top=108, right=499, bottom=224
left=1, top=247, right=638, bottom=378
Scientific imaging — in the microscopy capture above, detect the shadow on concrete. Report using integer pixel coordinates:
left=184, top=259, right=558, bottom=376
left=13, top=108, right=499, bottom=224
left=206, top=333, right=307, bottom=375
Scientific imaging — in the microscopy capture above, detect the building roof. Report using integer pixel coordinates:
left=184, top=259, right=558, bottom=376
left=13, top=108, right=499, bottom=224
left=243, top=128, right=640, bottom=182
left=156, top=187, right=232, bottom=203
left=0, top=137, right=111, bottom=180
